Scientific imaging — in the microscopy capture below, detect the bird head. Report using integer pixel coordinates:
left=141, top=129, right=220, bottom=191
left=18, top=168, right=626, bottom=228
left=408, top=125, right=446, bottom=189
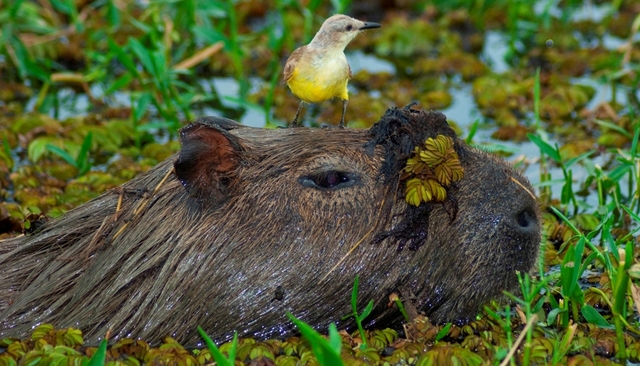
left=310, top=14, right=381, bottom=50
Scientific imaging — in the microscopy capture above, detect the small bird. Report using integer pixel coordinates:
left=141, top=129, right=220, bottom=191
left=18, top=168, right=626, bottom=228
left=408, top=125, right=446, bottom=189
left=283, top=14, right=381, bottom=128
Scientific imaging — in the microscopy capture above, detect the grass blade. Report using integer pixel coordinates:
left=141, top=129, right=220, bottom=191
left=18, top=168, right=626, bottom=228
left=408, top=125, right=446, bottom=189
left=288, top=312, right=344, bottom=366
left=86, top=338, right=107, bottom=366
left=197, top=326, right=237, bottom=366
left=527, top=133, right=561, bottom=163
left=46, top=144, right=77, bottom=167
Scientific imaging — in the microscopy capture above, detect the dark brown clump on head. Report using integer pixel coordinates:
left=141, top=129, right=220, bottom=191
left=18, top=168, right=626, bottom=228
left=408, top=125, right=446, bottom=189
left=364, top=104, right=464, bottom=251
left=365, top=104, right=460, bottom=180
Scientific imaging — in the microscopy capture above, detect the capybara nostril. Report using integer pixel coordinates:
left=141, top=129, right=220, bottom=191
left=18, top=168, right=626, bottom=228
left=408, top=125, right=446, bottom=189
left=517, top=209, right=536, bottom=229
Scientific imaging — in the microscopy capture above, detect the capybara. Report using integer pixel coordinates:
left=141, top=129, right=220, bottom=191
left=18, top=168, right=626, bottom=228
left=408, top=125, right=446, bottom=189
left=0, top=107, right=541, bottom=347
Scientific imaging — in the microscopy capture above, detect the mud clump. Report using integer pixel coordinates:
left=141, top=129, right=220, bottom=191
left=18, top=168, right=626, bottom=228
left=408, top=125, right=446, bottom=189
left=0, top=107, right=541, bottom=347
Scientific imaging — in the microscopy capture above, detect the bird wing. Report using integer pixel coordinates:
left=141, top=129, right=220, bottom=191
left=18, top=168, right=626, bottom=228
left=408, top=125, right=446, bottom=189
left=283, top=46, right=306, bottom=83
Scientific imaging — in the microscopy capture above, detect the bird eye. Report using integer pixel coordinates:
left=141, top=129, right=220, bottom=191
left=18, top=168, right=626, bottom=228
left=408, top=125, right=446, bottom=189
left=299, top=171, right=357, bottom=190
left=346, top=25, right=354, bottom=31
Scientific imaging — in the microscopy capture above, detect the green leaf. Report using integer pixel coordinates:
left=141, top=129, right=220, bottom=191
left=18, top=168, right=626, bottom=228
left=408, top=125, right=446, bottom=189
left=330, top=0, right=352, bottom=13
left=560, top=237, right=584, bottom=298
left=528, top=133, right=561, bottom=163
left=593, top=119, right=633, bottom=139
left=560, top=169, right=573, bottom=205
left=128, top=16, right=151, bottom=34
left=151, top=49, right=167, bottom=79
left=532, top=296, right=546, bottom=313
left=108, top=38, right=137, bottom=75
left=629, top=263, right=640, bottom=278
left=87, top=338, right=107, bottom=366
left=2, top=138, right=14, bottom=170
left=9, top=35, right=50, bottom=81
left=359, top=300, right=374, bottom=322
left=622, top=205, right=640, bottom=225
left=129, top=37, right=156, bottom=77
left=27, top=136, right=55, bottom=162
left=76, top=132, right=93, bottom=176
left=197, top=327, right=236, bottom=366
left=351, top=275, right=360, bottom=313
left=546, top=307, right=566, bottom=326
left=193, top=26, right=229, bottom=48
left=533, top=67, right=540, bottom=126
left=564, top=150, right=595, bottom=169
left=581, top=305, right=612, bottom=328
left=106, top=74, right=134, bottom=94
left=3, top=31, right=25, bottom=79
left=465, top=119, right=480, bottom=144
left=287, top=313, right=344, bottom=366
left=608, top=164, right=631, bottom=182
left=46, top=144, right=77, bottom=167
left=134, top=93, right=153, bottom=123
left=631, top=126, right=640, bottom=159
left=106, top=0, right=121, bottom=27
left=328, top=323, right=342, bottom=352
left=435, top=323, right=452, bottom=342
left=9, top=0, right=25, bottom=19
left=26, top=356, right=43, bottom=366
left=569, top=282, right=584, bottom=305
left=23, top=58, right=51, bottom=82
left=503, top=290, right=528, bottom=306
left=49, top=0, right=72, bottom=14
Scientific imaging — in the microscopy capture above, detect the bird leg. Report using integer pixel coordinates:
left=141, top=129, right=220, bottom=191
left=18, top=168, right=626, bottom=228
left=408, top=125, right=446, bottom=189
left=290, top=101, right=305, bottom=127
left=339, top=99, right=348, bottom=128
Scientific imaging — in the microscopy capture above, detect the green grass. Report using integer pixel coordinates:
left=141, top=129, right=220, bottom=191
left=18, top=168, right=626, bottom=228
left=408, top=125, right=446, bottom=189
left=197, top=327, right=238, bottom=366
left=341, top=275, right=374, bottom=350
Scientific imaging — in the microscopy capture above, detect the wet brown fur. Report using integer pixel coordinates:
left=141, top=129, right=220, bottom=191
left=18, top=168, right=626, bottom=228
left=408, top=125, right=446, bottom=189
left=0, top=109, right=541, bottom=346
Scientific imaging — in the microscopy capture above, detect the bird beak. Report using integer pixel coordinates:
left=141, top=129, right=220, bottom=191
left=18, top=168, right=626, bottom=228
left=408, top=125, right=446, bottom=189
left=360, top=22, right=381, bottom=30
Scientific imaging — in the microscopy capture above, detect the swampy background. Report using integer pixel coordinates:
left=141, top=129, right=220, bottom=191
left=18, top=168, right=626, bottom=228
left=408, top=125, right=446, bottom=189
left=0, top=0, right=640, bottom=365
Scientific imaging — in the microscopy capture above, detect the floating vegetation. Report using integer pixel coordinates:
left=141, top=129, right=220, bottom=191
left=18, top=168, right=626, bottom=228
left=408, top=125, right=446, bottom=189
left=4, top=317, right=637, bottom=366
left=402, top=135, right=464, bottom=206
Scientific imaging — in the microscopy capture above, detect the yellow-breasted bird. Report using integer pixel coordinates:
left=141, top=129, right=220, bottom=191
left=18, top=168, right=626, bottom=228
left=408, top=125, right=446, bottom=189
left=283, top=14, right=381, bottom=127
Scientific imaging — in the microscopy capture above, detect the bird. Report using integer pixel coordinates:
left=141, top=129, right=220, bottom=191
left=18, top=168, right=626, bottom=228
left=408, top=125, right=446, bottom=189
left=283, top=14, right=381, bottom=128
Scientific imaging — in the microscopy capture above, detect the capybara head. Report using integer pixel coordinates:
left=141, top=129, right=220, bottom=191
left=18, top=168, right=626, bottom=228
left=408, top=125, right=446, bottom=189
left=0, top=107, right=541, bottom=346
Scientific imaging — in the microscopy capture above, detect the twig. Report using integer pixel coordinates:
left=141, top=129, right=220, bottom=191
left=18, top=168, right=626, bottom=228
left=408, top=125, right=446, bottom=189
left=114, top=191, right=124, bottom=221
left=510, top=176, right=536, bottom=201
left=174, top=42, right=224, bottom=70
left=499, top=314, right=538, bottom=366
left=113, top=167, right=174, bottom=240
left=321, top=181, right=397, bottom=282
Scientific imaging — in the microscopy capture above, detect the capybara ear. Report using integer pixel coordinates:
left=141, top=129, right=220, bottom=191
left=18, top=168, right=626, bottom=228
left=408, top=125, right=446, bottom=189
left=174, top=121, right=243, bottom=206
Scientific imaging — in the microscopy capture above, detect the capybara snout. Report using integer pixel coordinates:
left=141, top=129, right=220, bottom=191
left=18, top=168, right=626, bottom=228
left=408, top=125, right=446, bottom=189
left=0, top=108, right=541, bottom=346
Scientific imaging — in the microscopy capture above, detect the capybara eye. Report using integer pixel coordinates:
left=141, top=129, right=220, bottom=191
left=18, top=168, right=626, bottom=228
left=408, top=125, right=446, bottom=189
left=298, top=171, right=356, bottom=190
